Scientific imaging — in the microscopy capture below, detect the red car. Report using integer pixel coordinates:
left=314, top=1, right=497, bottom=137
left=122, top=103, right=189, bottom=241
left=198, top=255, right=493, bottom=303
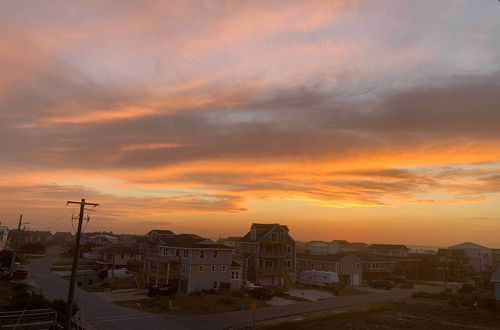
left=13, top=269, right=28, bottom=280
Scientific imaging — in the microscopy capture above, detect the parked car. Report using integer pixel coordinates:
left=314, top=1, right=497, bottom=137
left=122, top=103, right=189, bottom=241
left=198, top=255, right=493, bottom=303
left=386, top=276, right=413, bottom=288
left=148, top=284, right=176, bottom=297
left=250, top=287, right=274, bottom=300
left=241, top=280, right=259, bottom=292
left=107, top=268, right=133, bottom=279
left=369, top=280, right=394, bottom=290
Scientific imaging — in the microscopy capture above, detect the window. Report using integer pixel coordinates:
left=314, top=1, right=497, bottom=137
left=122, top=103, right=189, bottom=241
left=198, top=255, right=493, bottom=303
left=286, top=260, right=292, bottom=268
left=213, top=250, right=218, bottom=259
left=200, top=250, right=205, bottom=259
left=279, top=232, right=285, bottom=240
left=213, top=281, right=218, bottom=289
left=231, top=271, right=240, bottom=280
left=181, top=264, right=186, bottom=275
left=183, top=250, right=189, bottom=258
left=222, top=265, right=227, bottom=272
left=286, top=245, right=292, bottom=254
left=270, top=233, right=277, bottom=241
left=211, top=265, right=216, bottom=272
left=198, top=265, right=204, bottom=272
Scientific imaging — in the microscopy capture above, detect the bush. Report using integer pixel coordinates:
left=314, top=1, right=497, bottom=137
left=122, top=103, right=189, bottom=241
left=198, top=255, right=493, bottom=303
left=459, top=283, right=474, bottom=294
left=231, top=290, right=245, bottom=298
left=218, top=296, right=234, bottom=305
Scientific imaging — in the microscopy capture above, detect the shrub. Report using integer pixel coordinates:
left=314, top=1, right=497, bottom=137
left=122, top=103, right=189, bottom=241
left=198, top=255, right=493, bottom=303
left=218, top=296, right=234, bottom=305
left=231, top=290, right=245, bottom=298
left=459, top=283, right=474, bottom=294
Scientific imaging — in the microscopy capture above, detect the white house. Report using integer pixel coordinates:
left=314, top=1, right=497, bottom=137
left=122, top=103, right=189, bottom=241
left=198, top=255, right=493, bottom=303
left=448, top=242, right=492, bottom=273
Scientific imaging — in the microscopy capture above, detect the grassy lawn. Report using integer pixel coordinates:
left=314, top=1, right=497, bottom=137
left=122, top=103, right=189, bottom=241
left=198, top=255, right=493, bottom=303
left=0, top=279, right=21, bottom=307
left=295, top=284, right=371, bottom=296
left=240, top=302, right=500, bottom=329
left=21, top=255, right=44, bottom=265
left=116, top=291, right=268, bottom=314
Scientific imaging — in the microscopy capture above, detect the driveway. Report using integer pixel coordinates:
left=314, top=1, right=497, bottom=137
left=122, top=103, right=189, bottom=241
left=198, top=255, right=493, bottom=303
left=27, top=246, right=187, bottom=330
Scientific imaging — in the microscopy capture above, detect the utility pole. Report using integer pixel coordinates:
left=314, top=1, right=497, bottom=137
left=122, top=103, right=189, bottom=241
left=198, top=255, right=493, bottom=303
left=9, top=214, right=23, bottom=276
left=65, top=199, right=98, bottom=330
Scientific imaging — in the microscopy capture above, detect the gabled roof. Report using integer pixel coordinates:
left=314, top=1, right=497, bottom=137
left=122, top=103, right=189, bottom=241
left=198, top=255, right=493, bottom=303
left=239, top=223, right=291, bottom=243
left=332, top=240, right=349, bottom=245
left=448, top=242, right=489, bottom=250
left=369, top=244, right=408, bottom=251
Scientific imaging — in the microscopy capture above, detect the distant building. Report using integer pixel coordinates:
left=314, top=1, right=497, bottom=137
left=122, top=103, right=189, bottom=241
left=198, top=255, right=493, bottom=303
left=306, top=241, right=329, bottom=255
left=52, top=232, right=73, bottom=244
left=145, top=234, right=240, bottom=294
left=86, top=234, right=119, bottom=245
left=86, top=245, right=139, bottom=269
left=237, top=223, right=296, bottom=287
left=296, top=253, right=363, bottom=286
left=491, top=267, right=500, bottom=302
left=0, top=226, right=8, bottom=250
left=217, top=237, right=242, bottom=248
left=329, top=240, right=350, bottom=254
left=146, top=230, right=175, bottom=241
left=491, top=249, right=500, bottom=268
left=448, top=242, right=492, bottom=272
left=8, top=230, right=52, bottom=245
left=369, top=244, right=409, bottom=257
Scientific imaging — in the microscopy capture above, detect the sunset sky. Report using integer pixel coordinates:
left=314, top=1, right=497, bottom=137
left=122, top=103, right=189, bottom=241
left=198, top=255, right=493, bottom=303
left=1, top=1, right=500, bottom=247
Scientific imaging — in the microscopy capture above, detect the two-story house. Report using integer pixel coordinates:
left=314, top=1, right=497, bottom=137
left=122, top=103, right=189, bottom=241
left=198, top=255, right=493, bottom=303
left=145, top=234, right=241, bottom=294
left=237, top=223, right=296, bottom=287
left=448, top=242, right=493, bottom=273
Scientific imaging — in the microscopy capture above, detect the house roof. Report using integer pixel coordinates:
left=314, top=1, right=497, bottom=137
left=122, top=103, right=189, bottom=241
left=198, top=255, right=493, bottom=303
left=331, top=240, right=349, bottom=245
left=369, top=244, right=408, bottom=251
left=161, top=234, right=233, bottom=249
left=239, top=223, right=291, bottom=242
left=148, top=229, right=175, bottom=236
left=297, top=253, right=341, bottom=262
left=448, top=242, right=489, bottom=250
left=491, top=267, right=500, bottom=283
left=350, top=252, right=396, bottom=262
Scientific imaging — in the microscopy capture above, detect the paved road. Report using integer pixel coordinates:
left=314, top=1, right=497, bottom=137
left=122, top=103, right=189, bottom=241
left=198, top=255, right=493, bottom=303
left=169, top=284, right=442, bottom=329
left=28, top=247, right=441, bottom=329
left=27, top=246, right=187, bottom=330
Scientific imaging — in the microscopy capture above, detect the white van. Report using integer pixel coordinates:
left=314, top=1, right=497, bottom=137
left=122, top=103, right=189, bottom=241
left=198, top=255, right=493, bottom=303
left=108, top=268, right=134, bottom=278
left=298, top=270, right=340, bottom=287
